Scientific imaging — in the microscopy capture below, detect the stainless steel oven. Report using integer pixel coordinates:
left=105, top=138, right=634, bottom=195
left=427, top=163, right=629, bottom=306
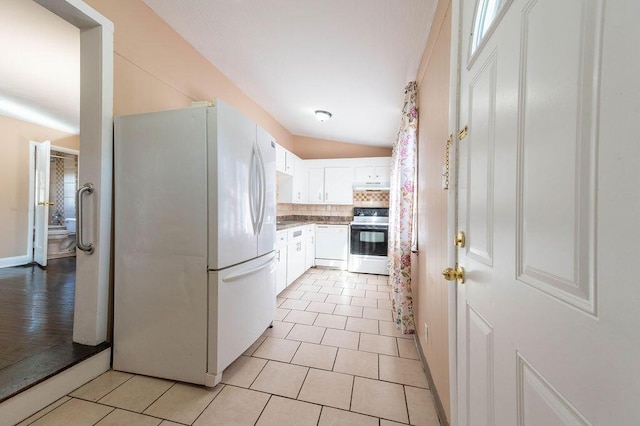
left=348, top=208, right=389, bottom=275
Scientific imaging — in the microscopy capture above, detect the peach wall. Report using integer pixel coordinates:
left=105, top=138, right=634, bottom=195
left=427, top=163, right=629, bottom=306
left=0, top=115, right=79, bottom=259
left=414, top=0, right=452, bottom=422
left=84, top=0, right=296, bottom=151
left=292, top=135, right=392, bottom=159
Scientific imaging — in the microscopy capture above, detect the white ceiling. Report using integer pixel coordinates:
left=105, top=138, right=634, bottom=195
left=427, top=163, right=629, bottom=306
left=0, top=1, right=436, bottom=145
left=0, top=0, right=79, bottom=134
left=142, top=0, right=437, bottom=147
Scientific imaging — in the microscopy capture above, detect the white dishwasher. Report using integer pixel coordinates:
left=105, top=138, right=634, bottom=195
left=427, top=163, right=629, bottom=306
left=315, top=224, right=349, bottom=269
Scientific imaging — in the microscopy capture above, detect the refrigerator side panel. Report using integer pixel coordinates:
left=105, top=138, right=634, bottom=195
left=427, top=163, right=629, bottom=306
left=208, top=101, right=258, bottom=270
left=208, top=253, right=276, bottom=384
left=114, top=108, right=209, bottom=385
left=256, top=126, right=276, bottom=257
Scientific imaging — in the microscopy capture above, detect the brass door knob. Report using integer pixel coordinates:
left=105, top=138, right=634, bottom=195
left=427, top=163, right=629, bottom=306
left=442, top=264, right=465, bottom=284
left=37, top=201, right=55, bottom=206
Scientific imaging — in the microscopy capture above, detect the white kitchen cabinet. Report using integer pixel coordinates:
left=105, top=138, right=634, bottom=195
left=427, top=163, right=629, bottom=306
left=277, top=151, right=307, bottom=204
left=286, top=228, right=306, bottom=286
left=275, top=144, right=294, bottom=175
left=275, top=231, right=288, bottom=295
left=291, top=156, right=308, bottom=203
left=354, top=165, right=391, bottom=183
left=304, top=225, right=315, bottom=270
left=324, top=167, right=353, bottom=204
left=308, top=168, right=325, bottom=203
left=307, top=167, right=353, bottom=205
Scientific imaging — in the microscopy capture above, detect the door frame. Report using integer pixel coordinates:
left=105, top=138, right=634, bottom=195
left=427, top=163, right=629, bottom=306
left=27, top=143, right=81, bottom=266
left=34, top=0, right=114, bottom=346
left=447, top=0, right=463, bottom=425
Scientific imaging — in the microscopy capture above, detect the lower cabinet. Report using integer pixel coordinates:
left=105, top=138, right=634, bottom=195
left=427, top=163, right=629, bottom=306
left=275, top=230, right=288, bottom=295
left=287, top=228, right=306, bottom=286
left=275, top=224, right=317, bottom=295
left=305, top=225, right=315, bottom=270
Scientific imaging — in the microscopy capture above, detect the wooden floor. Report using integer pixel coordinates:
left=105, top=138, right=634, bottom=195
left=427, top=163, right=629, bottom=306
left=0, top=257, right=75, bottom=370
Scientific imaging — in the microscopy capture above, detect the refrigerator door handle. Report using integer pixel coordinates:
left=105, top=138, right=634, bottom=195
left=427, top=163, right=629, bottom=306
left=256, top=144, right=266, bottom=234
left=221, top=253, right=275, bottom=283
left=249, top=145, right=258, bottom=234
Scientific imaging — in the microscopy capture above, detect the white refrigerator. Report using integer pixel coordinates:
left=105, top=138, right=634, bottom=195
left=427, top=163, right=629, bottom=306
left=113, top=100, right=276, bottom=386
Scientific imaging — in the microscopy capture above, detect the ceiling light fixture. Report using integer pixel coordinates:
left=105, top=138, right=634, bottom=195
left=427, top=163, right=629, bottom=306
left=314, top=110, right=332, bottom=122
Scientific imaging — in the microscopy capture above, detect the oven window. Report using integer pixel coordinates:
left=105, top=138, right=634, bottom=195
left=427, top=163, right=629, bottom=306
left=359, top=231, right=385, bottom=243
left=350, top=227, right=388, bottom=256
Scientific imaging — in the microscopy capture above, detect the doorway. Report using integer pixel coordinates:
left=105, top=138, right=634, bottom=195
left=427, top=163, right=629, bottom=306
left=0, top=0, right=113, bottom=414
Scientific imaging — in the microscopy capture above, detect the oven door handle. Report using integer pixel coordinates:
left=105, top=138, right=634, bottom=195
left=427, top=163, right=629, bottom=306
left=350, top=224, right=389, bottom=231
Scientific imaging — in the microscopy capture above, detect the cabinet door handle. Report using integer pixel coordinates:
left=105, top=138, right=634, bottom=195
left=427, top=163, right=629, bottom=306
left=325, top=192, right=328, bottom=201
left=318, top=193, right=322, bottom=200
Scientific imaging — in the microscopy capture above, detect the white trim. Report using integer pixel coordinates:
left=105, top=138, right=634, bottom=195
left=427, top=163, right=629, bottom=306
left=0, top=348, right=111, bottom=426
left=0, top=255, right=32, bottom=269
left=448, top=0, right=463, bottom=425
left=33, top=0, right=114, bottom=346
left=50, top=145, right=79, bottom=156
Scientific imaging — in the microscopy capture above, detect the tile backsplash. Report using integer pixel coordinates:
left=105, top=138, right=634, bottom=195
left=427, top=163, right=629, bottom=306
left=353, top=190, right=389, bottom=207
left=277, top=191, right=389, bottom=218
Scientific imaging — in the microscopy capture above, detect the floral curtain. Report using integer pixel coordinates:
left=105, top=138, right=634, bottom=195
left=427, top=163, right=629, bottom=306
left=388, top=81, right=418, bottom=334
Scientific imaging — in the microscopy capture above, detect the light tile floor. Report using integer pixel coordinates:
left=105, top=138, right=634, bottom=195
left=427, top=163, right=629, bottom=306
left=17, top=269, right=440, bottom=426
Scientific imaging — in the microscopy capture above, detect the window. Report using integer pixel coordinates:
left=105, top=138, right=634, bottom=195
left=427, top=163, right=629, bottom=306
left=471, top=0, right=508, bottom=55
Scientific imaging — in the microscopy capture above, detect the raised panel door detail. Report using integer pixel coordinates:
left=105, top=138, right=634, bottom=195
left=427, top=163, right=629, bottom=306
left=466, top=52, right=497, bottom=266
left=466, top=303, right=494, bottom=426
left=516, top=353, right=590, bottom=425
left=515, top=0, right=601, bottom=314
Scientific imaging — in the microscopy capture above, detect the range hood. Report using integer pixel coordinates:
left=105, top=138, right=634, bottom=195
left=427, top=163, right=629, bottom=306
left=352, top=182, right=391, bottom=191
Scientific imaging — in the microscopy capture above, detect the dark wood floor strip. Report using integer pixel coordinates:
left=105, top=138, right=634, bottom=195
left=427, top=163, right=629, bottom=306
left=0, top=257, right=111, bottom=402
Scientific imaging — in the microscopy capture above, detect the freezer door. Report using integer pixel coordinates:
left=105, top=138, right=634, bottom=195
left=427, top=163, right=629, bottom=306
left=208, top=253, right=276, bottom=383
left=256, top=126, right=276, bottom=257
left=208, top=101, right=259, bottom=270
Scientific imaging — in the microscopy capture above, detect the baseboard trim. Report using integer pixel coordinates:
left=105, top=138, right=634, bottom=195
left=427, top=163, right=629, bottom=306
left=414, top=334, right=450, bottom=426
left=0, top=348, right=111, bottom=426
left=0, top=255, right=31, bottom=269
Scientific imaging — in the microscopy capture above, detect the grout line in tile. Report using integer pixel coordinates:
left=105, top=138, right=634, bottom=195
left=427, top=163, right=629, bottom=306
left=248, top=357, right=271, bottom=390
left=94, top=400, right=188, bottom=426
left=253, top=393, right=273, bottom=426
left=348, top=375, right=355, bottom=412
left=190, top=383, right=227, bottom=426
left=140, top=380, right=176, bottom=414
left=295, top=365, right=312, bottom=400
left=88, top=402, right=114, bottom=426
left=24, top=397, right=75, bottom=426
left=92, top=371, right=137, bottom=404
left=402, top=385, right=411, bottom=425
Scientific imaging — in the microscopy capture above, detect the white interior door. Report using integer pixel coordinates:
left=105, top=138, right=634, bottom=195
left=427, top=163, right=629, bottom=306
left=454, top=0, right=640, bottom=424
left=33, top=140, right=51, bottom=267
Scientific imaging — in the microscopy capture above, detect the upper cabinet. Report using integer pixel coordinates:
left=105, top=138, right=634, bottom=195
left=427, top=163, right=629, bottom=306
left=307, top=166, right=353, bottom=205
left=291, top=156, right=308, bottom=203
left=275, top=142, right=390, bottom=205
left=275, top=144, right=294, bottom=175
left=354, top=166, right=391, bottom=184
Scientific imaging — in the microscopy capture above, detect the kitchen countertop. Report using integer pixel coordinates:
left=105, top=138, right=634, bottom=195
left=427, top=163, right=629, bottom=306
left=276, top=216, right=351, bottom=231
